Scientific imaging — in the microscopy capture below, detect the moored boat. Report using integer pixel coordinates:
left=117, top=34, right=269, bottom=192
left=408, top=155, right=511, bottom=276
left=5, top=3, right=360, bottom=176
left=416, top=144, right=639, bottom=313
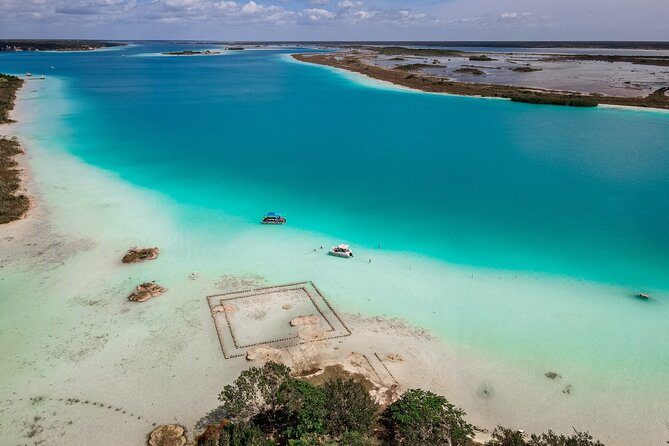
left=638, top=293, right=651, bottom=299
left=262, top=212, right=286, bottom=224
left=329, top=244, right=353, bottom=258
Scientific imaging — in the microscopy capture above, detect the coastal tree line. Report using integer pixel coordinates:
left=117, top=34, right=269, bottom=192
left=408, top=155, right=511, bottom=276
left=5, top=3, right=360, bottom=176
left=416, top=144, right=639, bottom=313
left=0, top=74, right=29, bottom=224
left=195, top=362, right=605, bottom=446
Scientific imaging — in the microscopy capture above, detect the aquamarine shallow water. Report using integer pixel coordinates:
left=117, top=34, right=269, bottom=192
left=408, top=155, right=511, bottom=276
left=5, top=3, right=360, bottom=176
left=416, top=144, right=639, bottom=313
left=4, top=44, right=668, bottom=289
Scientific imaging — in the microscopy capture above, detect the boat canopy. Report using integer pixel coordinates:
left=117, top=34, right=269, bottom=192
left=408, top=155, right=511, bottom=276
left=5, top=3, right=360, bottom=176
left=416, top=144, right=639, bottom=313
left=338, top=244, right=350, bottom=249
left=265, top=212, right=282, bottom=217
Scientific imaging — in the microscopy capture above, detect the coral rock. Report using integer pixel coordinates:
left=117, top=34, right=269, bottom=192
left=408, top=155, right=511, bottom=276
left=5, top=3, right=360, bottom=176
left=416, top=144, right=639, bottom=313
left=147, top=424, right=186, bottom=446
left=128, top=282, right=166, bottom=302
left=122, top=247, right=160, bottom=264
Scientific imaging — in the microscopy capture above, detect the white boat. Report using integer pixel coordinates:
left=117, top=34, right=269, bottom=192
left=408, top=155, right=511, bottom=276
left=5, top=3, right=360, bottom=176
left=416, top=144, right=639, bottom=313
left=329, top=244, right=353, bottom=258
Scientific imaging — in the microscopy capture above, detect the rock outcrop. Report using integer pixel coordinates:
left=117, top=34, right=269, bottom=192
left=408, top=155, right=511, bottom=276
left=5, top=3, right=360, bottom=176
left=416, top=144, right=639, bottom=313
left=246, top=345, right=283, bottom=363
left=147, top=424, right=186, bottom=446
left=122, top=247, right=160, bottom=263
left=128, top=282, right=166, bottom=302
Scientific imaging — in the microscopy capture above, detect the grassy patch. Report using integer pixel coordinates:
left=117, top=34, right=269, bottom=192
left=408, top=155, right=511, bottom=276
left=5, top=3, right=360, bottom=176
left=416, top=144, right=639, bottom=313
left=511, top=66, right=543, bottom=72
left=469, top=55, right=495, bottom=61
left=454, top=67, right=485, bottom=75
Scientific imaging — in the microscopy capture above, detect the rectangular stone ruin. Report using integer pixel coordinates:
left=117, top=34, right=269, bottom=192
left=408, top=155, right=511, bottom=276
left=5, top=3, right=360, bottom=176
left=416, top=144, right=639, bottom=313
left=207, top=281, right=351, bottom=359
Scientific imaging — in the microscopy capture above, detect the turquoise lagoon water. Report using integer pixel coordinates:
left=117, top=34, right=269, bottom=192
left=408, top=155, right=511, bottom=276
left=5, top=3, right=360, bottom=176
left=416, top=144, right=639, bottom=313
left=1, top=44, right=669, bottom=429
left=4, top=44, right=668, bottom=286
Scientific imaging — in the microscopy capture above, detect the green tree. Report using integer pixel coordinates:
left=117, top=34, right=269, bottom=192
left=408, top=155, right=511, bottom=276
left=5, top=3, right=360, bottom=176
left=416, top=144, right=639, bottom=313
left=218, top=362, right=292, bottom=422
left=323, top=378, right=378, bottom=437
left=527, top=430, right=605, bottom=446
left=287, top=433, right=321, bottom=446
left=488, top=426, right=527, bottom=446
left=327, top=431, right=375, bottom=446
left=218, top=422, right=278, bottom=446
left=277, top=379, right=327, bottom=439
left=380, top=388, right=474, bottom=446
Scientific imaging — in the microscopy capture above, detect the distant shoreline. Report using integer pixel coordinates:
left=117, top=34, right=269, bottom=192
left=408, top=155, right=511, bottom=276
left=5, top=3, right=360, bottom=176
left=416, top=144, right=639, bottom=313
left=292, top=52, right=669, bottom=110
left=0, top=40, right=124, bottom=52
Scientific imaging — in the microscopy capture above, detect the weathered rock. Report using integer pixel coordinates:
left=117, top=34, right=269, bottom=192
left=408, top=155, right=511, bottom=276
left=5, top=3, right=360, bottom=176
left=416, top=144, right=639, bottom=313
left=385, top=353, right=404, bottom=362
left=147, top=424, right=186, bottom=446
left=128, top=282, right=166, bottom=302
left=246, top=345, right=283, bottom=362
left=282, top=304, right=293, bottom=310
left=122, top=247, right=160, bottom=264
left=211, top=304, right=236, bottom=313
left=290, top=315, right=321, bottom=326
left=544, top=371, right=561, bottom=380
left=297, top=325, right=325, bottom=341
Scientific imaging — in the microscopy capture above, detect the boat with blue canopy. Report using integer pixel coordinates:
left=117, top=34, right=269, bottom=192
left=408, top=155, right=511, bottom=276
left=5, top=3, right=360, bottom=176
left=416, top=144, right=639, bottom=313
left=262, top=212, right=286, bottom=224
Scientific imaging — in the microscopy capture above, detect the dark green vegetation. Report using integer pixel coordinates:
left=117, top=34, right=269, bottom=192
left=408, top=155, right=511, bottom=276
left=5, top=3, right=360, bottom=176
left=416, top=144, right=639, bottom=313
left=509, top=93, right=598, bottom=107
left=198, top=362, right=379, bottom=445
left=195, top=362, right=606, bottom=446
left=380, top=389, right=474, bottom=446
left=0, top=74, right=28, bottom=224
left=0, top=40, right=123, bottom=52
left=487, top=426, right=605, bottom=446
left=469, top=55, right=496, bottom=61
left=368, top=46, right=462, bottom=57
left=511, top=66, right=542, bottom=73
left=0, top=74, right=22, bottom=124
left=394, top=63, right=444, bottom=71
left=455, top=67, right=486, bottom=75
left=163, top=50, right=217, bottom=56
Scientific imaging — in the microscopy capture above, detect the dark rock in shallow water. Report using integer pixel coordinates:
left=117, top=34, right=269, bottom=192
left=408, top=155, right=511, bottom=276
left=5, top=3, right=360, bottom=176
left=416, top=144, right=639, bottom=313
left=147, top=424, right=186, bottom=446
left=122, top=247, right=160, bottom=263
left=544, top=371, right=561, bottom=380
left=128, top=282, right=166, bottom=302
left=476, top=382, right=495, bottom=399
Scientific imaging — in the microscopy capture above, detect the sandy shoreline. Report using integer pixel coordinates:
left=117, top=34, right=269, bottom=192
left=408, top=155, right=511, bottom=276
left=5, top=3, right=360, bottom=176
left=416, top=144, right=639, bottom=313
left=290, top=52, right=669, bottom=112
left=1, top=72, right=667, bottom=446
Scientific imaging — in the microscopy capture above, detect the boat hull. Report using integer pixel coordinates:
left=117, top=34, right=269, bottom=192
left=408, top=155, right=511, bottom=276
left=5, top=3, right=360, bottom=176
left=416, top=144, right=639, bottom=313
left=329, top=250, right=352, bottom=258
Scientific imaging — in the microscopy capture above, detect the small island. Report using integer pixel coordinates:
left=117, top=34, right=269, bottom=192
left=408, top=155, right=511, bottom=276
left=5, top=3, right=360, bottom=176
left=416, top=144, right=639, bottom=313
left=454, top=67, right=486, bottom=75
left=511, top=66, right=543, bottom=72
left=469, top=55, right=496, bottom=61
left=162, top=50, right=220, bottom=56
